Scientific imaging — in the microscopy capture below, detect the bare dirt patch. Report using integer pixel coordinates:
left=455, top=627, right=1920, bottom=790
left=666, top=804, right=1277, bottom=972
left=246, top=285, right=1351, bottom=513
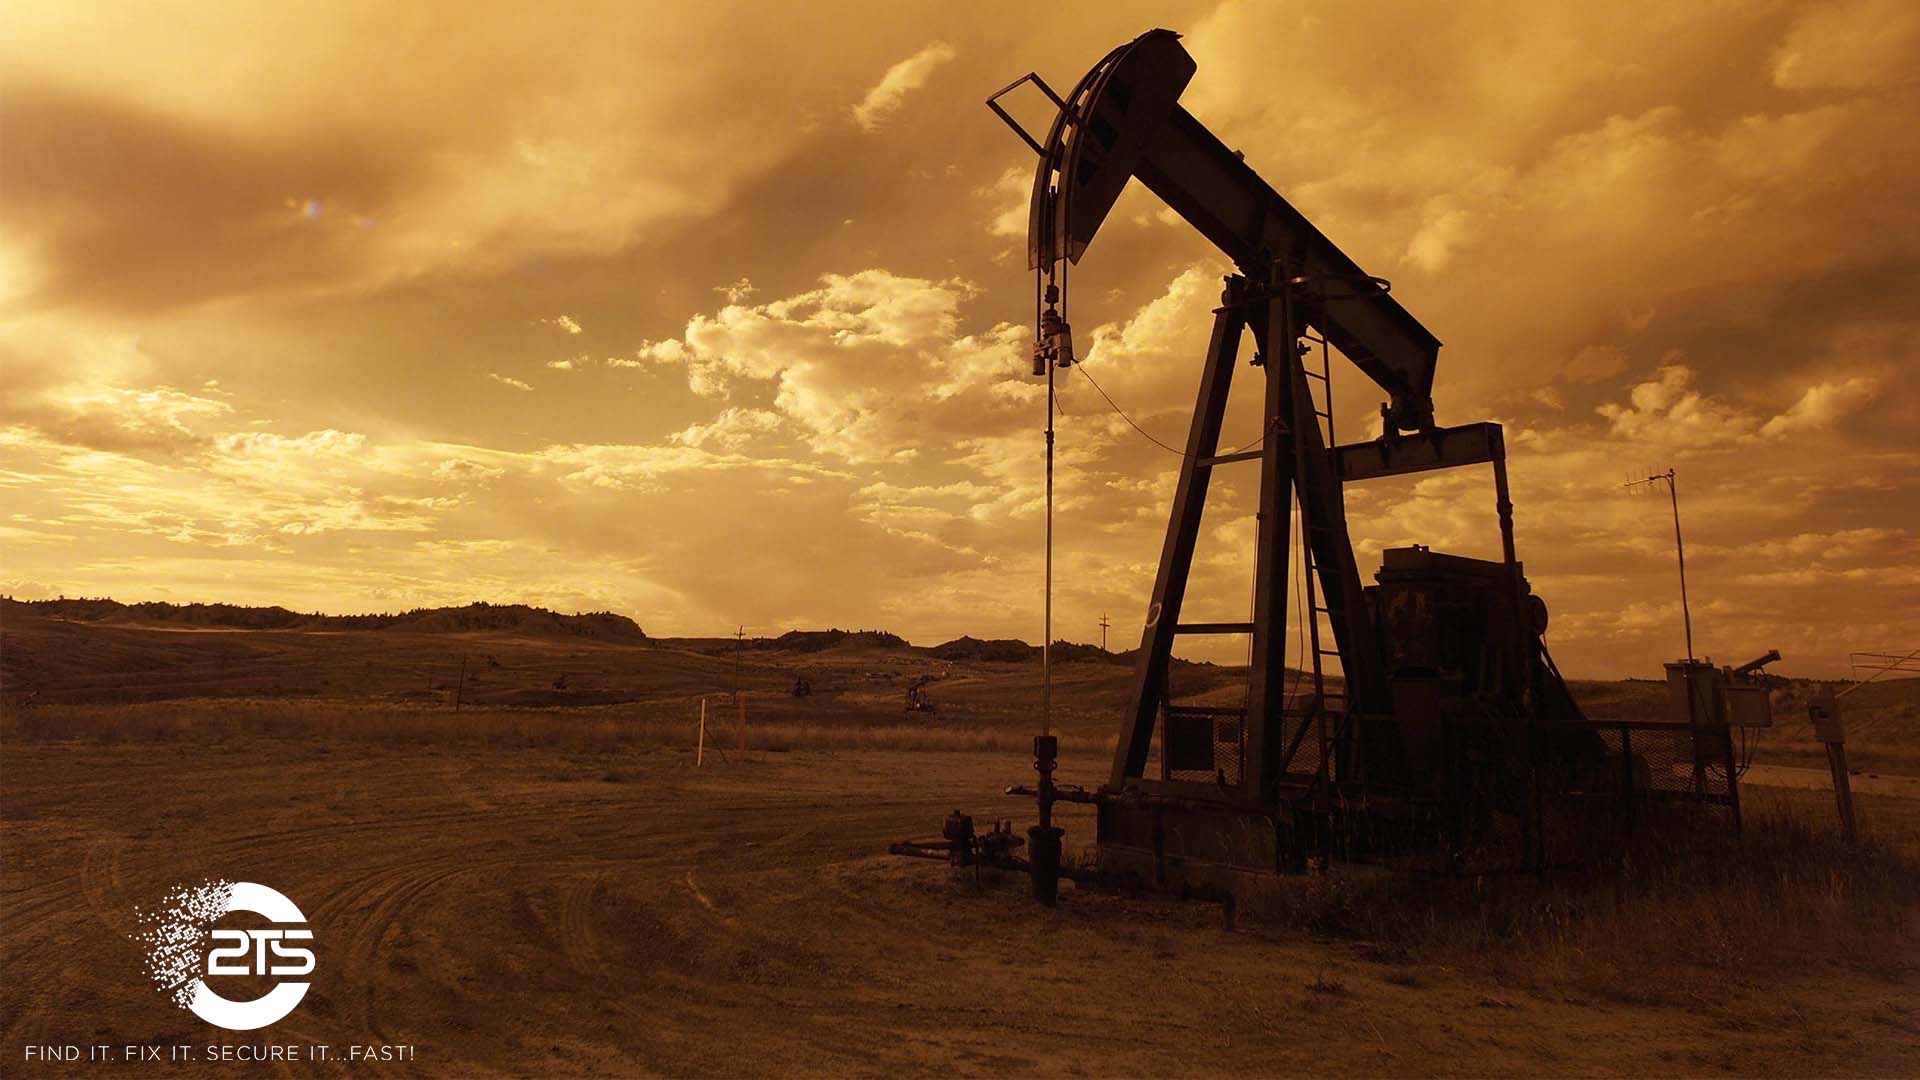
left=4, top=718, right=1916, bottom=1077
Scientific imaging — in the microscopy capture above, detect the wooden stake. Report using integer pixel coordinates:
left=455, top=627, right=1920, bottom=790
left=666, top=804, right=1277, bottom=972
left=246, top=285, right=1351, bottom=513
left=697, top=698, right=706, bottom=768
left=1827, top=742, right=1857, bottom=845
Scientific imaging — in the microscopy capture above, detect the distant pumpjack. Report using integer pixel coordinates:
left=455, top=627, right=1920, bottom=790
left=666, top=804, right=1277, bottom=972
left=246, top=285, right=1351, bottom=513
left=905, top=675, right=937, bottom=716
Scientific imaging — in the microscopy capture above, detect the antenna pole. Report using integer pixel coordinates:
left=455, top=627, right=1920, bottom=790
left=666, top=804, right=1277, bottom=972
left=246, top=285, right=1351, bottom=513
left=1667, top=470, right=1694, bottom=661
left=1626, top=468, right=1694, bottom=661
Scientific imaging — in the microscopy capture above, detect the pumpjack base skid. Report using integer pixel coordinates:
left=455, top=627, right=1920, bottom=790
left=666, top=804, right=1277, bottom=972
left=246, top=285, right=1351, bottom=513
left=1096, top=777, right=1440, bottom=883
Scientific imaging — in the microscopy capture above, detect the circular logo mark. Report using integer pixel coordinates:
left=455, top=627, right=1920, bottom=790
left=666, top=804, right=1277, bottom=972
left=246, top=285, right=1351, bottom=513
left=135, top=881, right=314, bottom=1031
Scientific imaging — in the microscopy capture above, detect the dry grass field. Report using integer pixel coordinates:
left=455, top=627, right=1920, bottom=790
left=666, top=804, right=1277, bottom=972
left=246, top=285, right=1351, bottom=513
left=4, top=610, right=1918, bottom=1076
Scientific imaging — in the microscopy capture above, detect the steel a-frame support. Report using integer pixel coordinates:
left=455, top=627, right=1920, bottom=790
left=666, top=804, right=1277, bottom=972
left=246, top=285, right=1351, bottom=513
left=1109, top=271, right=1401, bottom=807
left=1110, top=275, right=1260, bottom=795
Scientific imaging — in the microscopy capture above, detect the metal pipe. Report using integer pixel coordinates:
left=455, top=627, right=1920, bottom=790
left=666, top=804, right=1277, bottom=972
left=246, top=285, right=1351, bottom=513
left=1043, top=343, right=1055, bottom=734
left=1029, top=734, right=1064, bottom=905
left=1006, top=783, right=1097, bottom=803
left=1005, top=784, right=1257, bottom=815
left=886, top=844, right=955, bottom=861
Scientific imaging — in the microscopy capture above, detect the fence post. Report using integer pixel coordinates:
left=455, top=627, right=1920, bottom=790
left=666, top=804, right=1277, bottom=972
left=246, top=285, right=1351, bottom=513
left=1723, top=725, right=1742, bottom=837
left=1828, top=743, right=1857, bottom=844
left=697, top=698, right=706, bottom=768
left=1811, top=690, right=1855, bottom=843
left=1621, top=726, right=1634, bottom=838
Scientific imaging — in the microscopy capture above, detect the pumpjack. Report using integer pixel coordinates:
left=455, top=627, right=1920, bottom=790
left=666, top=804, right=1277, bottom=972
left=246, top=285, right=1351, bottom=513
left=896, top=29, right=1722, bottom=898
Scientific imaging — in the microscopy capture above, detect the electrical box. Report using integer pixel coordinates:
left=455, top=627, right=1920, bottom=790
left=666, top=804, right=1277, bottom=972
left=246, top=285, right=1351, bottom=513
left=1726, top=685, right=1772, bottom=728
left=1809, top=689, right=1846, bottom=744
left=1664, top=660, right=1727, bottom=727
left=1163, top=710, right=1215, bottom=773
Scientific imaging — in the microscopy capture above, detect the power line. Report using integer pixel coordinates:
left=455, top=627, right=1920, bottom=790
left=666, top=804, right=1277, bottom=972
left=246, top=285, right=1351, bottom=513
left=1072, top=362, right=1265, bottom=458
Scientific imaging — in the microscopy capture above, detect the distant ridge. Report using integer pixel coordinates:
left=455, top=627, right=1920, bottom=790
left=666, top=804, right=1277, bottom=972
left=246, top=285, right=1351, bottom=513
left=770, top=628, right=909, bottom=653
left=928, top=636, right=1123, bottom=664
left=2, top=597, right=647, bottom=642
left=2, top=597, right=1135, bottom=661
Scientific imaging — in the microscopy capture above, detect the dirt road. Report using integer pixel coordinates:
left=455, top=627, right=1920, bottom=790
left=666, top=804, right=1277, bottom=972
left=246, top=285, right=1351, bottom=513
left=5, top=739, right=1915, bottom=1076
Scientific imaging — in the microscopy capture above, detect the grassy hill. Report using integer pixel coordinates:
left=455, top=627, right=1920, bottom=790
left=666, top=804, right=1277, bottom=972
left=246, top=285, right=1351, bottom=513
left=0, top=599, right=1185, bottom=730
left=2, top=596, right=647, bottom=640
left=4, top=596, right=1913, bottom=773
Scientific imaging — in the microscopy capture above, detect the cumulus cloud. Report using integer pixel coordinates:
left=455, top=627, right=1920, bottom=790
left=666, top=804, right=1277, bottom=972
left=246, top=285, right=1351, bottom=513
left=646, top=269, right=1032, bottom=462
left=213, top=429, right=368, bottom=459
left=850, top=41, right=956, bottom=132
left=1771, top=0, right=1920, bottom=91
left=1594, top=365, right=1757, bottom=448
left=531, top=442, right=836, bottom=493
left=975, top=166, right=1029, bottom=239
left=2, top=381, right=233, bottom=456
left=1589, top=365, right=1879, bottom=449
left=714, top=277, right=756, bottom=304
left=1402, top=199, right=1474, bottom=272
left=433, top=457, right=506, bottom=483
left=670, top=407, right=784, bottom=449
left=1758, top=376, right=1877, bottom=437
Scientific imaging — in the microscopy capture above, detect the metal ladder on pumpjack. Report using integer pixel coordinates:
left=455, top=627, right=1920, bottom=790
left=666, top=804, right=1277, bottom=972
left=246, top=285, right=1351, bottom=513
left=1293, top=332, right=1354, bottom=805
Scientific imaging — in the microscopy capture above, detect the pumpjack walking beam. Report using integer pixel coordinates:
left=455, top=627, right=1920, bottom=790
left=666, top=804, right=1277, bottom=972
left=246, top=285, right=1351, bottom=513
left=1017, top=29, right=1441, bottom=434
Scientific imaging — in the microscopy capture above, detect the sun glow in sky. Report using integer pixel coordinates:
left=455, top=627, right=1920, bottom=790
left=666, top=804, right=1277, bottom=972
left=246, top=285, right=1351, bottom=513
left=2, top=1, right=1916, bottom=676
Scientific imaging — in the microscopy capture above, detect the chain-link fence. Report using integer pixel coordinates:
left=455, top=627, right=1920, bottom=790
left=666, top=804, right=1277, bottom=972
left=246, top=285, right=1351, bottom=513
left=1526, top=719, right=1741, bottom=869
left=1123, top=694, right=1744, bottom=876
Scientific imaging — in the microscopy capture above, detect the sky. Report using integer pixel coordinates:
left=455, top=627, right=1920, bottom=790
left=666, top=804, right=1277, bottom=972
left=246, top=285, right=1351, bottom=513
left=2, top=0, right=1916, bottom=678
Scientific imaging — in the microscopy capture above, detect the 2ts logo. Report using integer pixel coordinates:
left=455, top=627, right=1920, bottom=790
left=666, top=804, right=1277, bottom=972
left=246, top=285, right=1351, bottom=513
left=134, top=881, right=315, bottom=1031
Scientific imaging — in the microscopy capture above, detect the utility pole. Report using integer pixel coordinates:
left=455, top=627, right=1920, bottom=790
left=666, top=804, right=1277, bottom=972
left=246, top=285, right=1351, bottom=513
left=732, top=625, right=744, bottom=704
left=1099, top=613, right=1110, bottom=653
left=1626, top=468, right=1693, bottom=660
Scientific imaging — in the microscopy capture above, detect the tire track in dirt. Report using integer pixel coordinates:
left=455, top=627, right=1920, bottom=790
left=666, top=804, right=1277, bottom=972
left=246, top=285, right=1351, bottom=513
left=3, top=744, right=1138, bottom=1076
left=1, top=840, right=143, bottom=1057
left=1, top=875, right=88, bottom=954
left=555, top=869, right=609, bottom=975
left=310, top=857, right=502, bottom=1048
left=680, top=870, right=737, bottom=930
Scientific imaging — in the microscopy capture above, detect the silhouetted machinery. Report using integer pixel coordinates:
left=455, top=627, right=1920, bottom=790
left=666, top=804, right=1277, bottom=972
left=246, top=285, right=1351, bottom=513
left=897, top=29, right=1752, bottom=897
left=905, top=675, right=937, bottom=715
